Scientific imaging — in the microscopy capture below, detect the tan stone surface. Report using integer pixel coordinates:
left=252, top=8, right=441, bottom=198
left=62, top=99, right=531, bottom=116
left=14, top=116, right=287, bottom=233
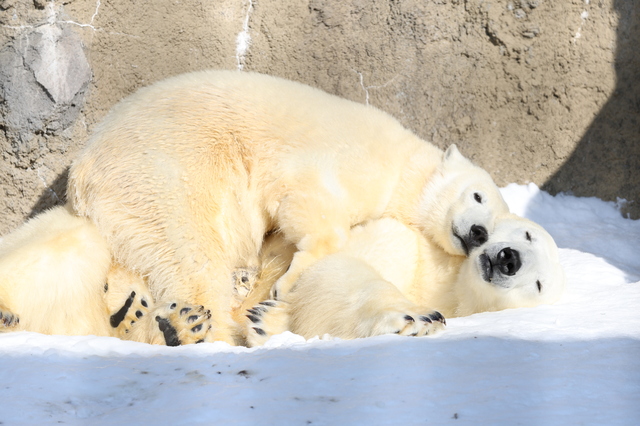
left=1, top=0, right=638, bottom=235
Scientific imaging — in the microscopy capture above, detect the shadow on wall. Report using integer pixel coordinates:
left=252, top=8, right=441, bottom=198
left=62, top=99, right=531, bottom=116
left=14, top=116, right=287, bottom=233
left=542, top=0, right=640, bottom=219
left=29, top=168, right=68, bottom=219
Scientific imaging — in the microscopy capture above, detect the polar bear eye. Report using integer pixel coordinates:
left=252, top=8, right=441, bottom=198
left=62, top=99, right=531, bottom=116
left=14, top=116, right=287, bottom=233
left=526, top=232, right=531, bottom=242
left=536, top=280, right=542, bottom=292
left=473, top=193, right=483, bottom=203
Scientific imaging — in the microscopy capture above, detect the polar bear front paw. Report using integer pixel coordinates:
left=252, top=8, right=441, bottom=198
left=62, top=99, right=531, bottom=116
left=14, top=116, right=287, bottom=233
left=153, top=302, right=212, bottom=346
left=375, top=309, right=446, bottom=337
left=110, top=291, right=152, bottom=337
left=0, top=305, right=19, bottom=329
left=244, top=300, right=290, bottom=347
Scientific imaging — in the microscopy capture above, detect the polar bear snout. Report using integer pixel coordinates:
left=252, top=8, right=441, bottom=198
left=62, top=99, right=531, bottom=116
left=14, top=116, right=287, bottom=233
left=468, top=224, right=488, bottom=249
left=479, top=247, right=522, bottom=284
left=496, top=247, right=521, bottom=276
left=456, top=224, right=489, bottom=256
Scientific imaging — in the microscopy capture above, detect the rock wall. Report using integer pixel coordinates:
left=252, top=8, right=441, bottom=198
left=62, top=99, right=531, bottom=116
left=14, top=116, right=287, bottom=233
left=1, top=0, right=638, bottom=235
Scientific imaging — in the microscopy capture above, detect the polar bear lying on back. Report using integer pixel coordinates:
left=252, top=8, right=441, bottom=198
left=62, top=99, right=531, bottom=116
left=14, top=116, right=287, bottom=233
left=67, top=70, right=510, bottom=344
left=244, top=215, right=565, bottom=346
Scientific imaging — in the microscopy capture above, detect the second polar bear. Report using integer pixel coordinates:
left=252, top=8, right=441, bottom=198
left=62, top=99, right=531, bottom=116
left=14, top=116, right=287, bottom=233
left=68, top=70, right=509, bottom=344
left=245, top=215, right=566, bottom=346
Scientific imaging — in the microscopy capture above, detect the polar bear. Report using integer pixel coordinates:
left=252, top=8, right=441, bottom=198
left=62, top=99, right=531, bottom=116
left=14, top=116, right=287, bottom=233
left=244, top=215, right=565, bottom=346
left=0, top=140, right=505, bottom=346
left=67, top=70, right=509, bottom=344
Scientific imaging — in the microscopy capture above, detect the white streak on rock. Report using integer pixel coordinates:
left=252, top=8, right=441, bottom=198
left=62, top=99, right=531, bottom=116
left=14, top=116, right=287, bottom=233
left=236, top=0, right=253, bottom=70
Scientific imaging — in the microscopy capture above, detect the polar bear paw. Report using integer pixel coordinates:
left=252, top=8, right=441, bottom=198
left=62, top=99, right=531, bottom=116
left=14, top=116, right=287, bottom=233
left=375, top=309, right=446, bottom=337
left=232, top=267, right=258, bottom=299
left=0, top=305, right=19, bottom=329
left=152, top=302, right=212, bottom=346
left=244, top=300, right=290, bottom=347
left=110, top=291, right=152, bottom=337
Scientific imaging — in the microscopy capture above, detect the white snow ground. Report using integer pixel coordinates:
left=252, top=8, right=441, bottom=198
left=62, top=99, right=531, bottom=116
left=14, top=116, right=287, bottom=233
left=1, top=184, right=639, bottom=425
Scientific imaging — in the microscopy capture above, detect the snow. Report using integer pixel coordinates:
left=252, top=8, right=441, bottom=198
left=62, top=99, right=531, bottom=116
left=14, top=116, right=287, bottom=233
left=1, top=184, right=639, bottom=425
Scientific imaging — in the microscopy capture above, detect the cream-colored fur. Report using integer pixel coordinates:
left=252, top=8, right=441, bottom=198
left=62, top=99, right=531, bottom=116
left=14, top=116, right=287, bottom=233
left=245, top=215, right=565, bottom=346
left=68, top=69, right=509, bottom=343
left=0, top=205, right=157, bottom=338
left=0, top=205, right=113, bottom=336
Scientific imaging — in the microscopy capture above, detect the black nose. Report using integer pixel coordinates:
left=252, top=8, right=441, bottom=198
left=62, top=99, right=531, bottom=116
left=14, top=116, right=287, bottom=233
left=467, top=225, right=488, bottom=249
left=496, top=247, right=521, bottom=276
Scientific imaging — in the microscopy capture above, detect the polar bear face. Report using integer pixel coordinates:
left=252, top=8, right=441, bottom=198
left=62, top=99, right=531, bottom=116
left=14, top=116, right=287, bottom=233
left=418, top=145, right=510, bottom=257
left=455, top=214, right=565, bottom=316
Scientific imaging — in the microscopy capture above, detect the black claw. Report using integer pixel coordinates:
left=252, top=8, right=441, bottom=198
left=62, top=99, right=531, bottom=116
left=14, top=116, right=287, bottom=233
left=180, top=307, right=192, bottom=315
left=259, top=301, right=276, bottom=307
left=247, top=308, right=261, bottom=316
left=410, top=332, right=418, bottom=337
left=196, top=339, right=205, bottom=344
left=419, top=316, right=432, bottom=323
left=404, top=315, right=415, bottom=323
left=253, top=327, right=266, bottom=336
left=428, top=311, right=446, bottom=325
left=246, top=314, right=260, bottom=324
left=169, top=303, right=177, bottom=309
left=141, top=299, right=148, bottom=308
left=191, top=324, right=203, bottom=333
left=135, top=310, right=143, bottom=318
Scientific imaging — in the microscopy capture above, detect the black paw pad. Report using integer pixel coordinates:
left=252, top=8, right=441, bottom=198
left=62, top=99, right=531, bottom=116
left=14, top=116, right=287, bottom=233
left=156, top=316, right=181, bottom=346
left=180, top=307, right=192, bottom=315
left=110, top=292, right=136, bottom=328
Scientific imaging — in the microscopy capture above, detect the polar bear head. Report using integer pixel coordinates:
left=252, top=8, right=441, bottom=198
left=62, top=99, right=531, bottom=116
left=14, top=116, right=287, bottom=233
left=418, top=145, right=510, bottom=257
left=454, top=214, right=566, bottom=316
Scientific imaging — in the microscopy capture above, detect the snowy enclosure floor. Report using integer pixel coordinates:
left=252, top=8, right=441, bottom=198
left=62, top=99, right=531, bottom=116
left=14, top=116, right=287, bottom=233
left=1, top=184, right=639, bottom=425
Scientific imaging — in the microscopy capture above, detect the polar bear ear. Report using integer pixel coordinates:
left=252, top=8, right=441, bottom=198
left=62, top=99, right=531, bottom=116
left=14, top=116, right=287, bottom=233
left=444, top=144, right=462, bottom=162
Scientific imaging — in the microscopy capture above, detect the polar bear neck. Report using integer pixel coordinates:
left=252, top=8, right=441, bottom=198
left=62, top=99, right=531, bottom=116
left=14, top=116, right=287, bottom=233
left=384, top=141, right=443, bottom=225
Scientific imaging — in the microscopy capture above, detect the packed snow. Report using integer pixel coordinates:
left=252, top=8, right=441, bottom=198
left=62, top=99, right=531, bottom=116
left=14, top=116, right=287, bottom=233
left=1, top=184, right=639, bottom=425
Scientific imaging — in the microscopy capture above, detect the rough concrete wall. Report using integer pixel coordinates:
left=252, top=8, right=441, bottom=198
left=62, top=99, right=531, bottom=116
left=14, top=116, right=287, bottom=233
left=1, top=0, right=638, bottom=236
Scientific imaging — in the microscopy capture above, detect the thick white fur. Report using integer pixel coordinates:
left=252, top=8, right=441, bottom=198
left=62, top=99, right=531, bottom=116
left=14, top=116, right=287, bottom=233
left=0, top=205, right=156, bottom=339
left=0, top=205, right=112, bottom=336
left=246, top=215, right=565, bottom=345
left=68, top=70, right=509, bottom=343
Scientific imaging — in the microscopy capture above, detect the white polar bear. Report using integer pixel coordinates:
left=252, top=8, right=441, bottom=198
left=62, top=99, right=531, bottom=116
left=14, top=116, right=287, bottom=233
left=0, top=139, right=507, bottom=346
left=244, top=214, right=565, bottom=346
left=67, top=70, right=509, bottom=344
